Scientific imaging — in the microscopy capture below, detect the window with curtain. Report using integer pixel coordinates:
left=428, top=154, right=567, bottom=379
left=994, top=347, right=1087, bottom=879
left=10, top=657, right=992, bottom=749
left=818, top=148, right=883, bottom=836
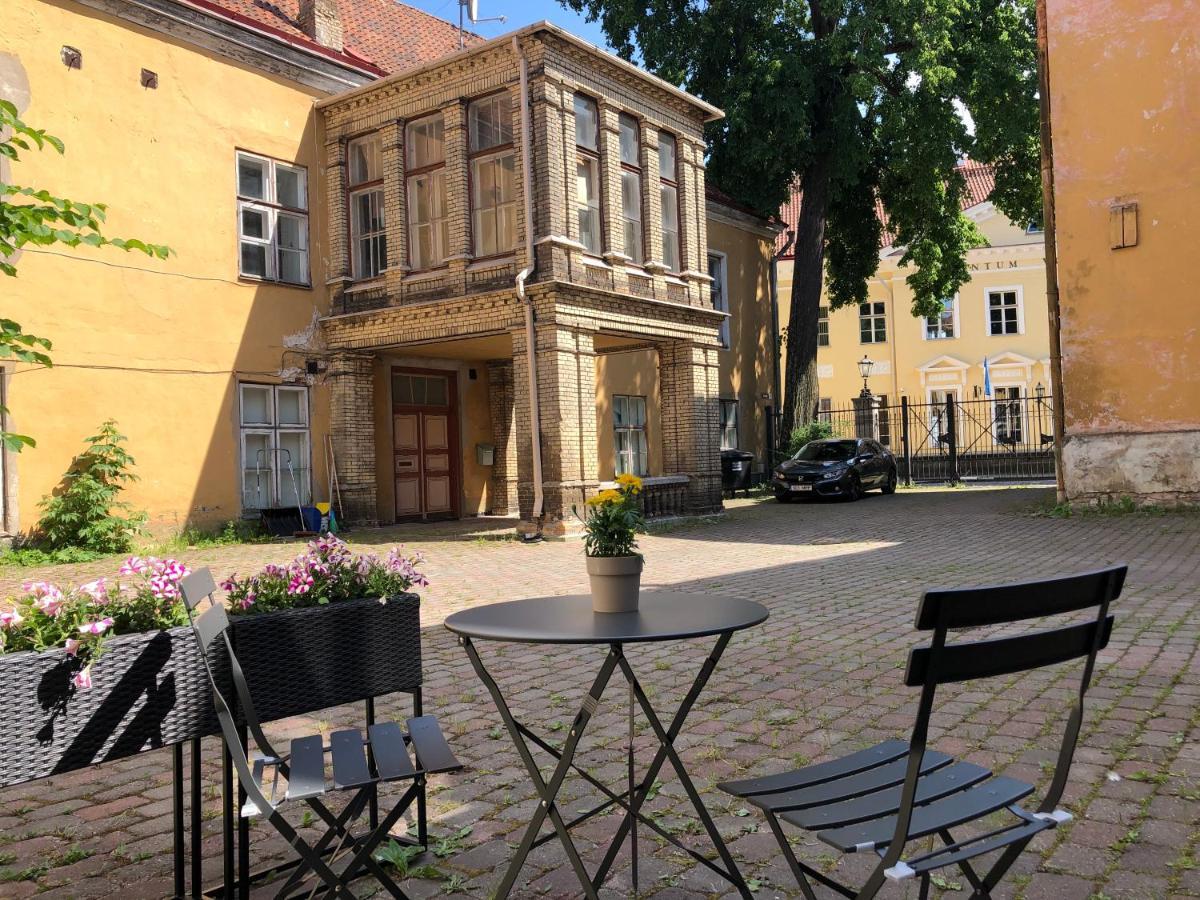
left=613, top=394, right=648, bottom=476
left=236, top=151, right=309, bottom=285
left=658, top=131, right=680, bottom=272
left=574, top=95, right=602, bottom=255
left=618, top=113, right=643, bottom=263
left=719, top=399, right=739, bottom=450
left=468, top=94, right=517, bottom=257
left=347, top=134, right=386, bottom=279
left=405, top=115, right=448, bottom=270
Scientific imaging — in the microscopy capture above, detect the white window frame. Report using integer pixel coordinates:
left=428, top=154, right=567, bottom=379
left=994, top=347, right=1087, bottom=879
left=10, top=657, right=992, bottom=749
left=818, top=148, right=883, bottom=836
left=613, top=394, right=649, bottom=477
left=347, top=134, right=386, bottom=281
left=238, top=383, right=312, bottom=511
left=992, top=384, right=1026, bottom=444
left=719, top=398, right=739, bottom=450
left=985, top=286, right=1025, bottom=336
left=926, top=387, right=961, bottom=444
left=658, top=131, right=681, bottom=273
left=405, top=114, right=448, bottom=271
left=235, top=151, right=310, bottom=286
left=859, top=300, right=887, bottom=344
left=817, top=305, right=830, bottom=347
left=924, top=295, right=959, bottom=340
left=618, top=113, right=644, bottom=263
left=708, top=251, right=729, bottom=348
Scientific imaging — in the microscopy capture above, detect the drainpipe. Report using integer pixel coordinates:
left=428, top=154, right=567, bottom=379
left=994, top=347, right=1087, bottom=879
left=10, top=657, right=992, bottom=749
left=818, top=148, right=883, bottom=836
left=513, top=36, right=545, bottom=532
left=769, top=229, right=795, bottom=459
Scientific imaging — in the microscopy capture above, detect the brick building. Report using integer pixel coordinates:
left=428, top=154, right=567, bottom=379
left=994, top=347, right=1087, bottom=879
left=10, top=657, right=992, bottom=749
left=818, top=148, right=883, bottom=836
left=316, top=24, right=736, bottom=535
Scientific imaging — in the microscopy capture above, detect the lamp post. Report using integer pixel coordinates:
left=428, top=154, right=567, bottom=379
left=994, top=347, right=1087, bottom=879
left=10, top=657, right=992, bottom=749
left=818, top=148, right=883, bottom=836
left=858, top=355, right=875, bottom=397
left=1034, top=381, right=1048, bottom=446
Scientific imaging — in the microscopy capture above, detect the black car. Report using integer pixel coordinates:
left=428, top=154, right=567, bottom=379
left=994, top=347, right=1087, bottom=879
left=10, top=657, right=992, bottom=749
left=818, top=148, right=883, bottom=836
left=772, top=438, right=898, bottom=502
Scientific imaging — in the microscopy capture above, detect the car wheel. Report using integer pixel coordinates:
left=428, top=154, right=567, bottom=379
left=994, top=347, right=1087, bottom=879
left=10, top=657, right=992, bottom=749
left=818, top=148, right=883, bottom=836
left=775, top=490, right=793, bottom=503
left=881, top=468, right=898, bottom=495
left=846, top=473, right=864, bottom=502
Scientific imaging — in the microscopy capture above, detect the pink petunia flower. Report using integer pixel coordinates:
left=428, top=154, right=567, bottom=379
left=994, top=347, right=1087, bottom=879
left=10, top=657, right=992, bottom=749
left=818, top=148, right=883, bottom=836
left=72, top=666, right=93, bottom=690
left=0, top=609, right=22, bottom=628
left=64, top=638, right=81, bottom=656
left=79, top=579, right=108, bottom=603
left=78, top=617, right=114, bottom=636
left=119, top=556, right=150, bottom=575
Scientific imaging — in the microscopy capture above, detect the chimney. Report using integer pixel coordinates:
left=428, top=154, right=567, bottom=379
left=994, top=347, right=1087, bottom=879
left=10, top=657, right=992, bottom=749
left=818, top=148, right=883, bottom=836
left=298, top=0, right=344, bottom=52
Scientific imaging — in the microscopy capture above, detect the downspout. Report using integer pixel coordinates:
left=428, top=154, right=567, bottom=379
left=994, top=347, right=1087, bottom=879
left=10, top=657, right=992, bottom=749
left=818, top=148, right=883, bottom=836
left=769, top=229, right=795, bottom=459
left=513, top=36, right=545, bottom=532
left=1036, top=0, right=1068, bottom=503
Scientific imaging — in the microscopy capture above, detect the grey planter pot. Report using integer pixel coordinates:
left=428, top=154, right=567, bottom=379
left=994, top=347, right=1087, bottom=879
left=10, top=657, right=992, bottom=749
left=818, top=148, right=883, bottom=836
left=586, top=555, right=643, bottom=613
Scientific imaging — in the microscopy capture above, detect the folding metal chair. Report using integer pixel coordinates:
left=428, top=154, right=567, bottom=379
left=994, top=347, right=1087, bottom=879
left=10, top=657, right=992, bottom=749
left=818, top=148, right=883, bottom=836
left=180, top=568, right=462, bottom=898
left=720, top=565, right=1126, bottom=900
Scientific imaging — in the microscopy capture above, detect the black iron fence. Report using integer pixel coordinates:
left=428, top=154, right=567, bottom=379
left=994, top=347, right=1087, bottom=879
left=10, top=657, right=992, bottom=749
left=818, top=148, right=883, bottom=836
left=811, top=394, right=1056, bottom=483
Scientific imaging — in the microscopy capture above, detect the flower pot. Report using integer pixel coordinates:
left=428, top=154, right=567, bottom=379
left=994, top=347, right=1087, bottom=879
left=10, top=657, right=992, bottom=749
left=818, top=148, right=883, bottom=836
left=0, top=626, right=222, bottom=789
left=230, top=593, right=422, bottom=723
left=586, top=555, right=643, bottom=613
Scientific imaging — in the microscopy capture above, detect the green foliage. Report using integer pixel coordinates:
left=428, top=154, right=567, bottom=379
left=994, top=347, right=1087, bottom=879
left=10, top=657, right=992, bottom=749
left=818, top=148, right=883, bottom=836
left=0, top=545, right=107, bottom=567
left=786, top=420, right=834, bottom=456
left=1, top=100, right=170, bottom=451
left=575, top=474, right=646, bottom=557
left=35, top=421, right=147, bottom=553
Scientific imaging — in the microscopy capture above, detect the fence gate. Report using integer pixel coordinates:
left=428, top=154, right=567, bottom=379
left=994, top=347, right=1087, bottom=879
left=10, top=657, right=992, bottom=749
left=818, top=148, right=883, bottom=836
left=817, top=394, right=1056, bottom=484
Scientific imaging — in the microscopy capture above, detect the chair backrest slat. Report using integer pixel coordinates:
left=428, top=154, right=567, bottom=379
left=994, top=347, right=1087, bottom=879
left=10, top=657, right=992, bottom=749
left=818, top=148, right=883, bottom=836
left=915, top=566, right=1126, bottom=631
left=905, top=616, right=1114, bottom=686
left=194, top=604, right=231, bottom=652
left=180, top=568, right=218, bottom=610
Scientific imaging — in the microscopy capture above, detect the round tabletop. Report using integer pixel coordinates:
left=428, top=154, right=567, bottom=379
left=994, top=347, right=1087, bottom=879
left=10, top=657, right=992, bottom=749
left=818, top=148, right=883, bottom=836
left=444, top=592, right=768, bottom=645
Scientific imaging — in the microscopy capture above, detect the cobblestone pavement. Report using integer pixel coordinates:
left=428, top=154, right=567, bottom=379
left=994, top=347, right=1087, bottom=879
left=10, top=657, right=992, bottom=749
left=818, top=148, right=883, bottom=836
left=1, top=486, right=1197, bottom=899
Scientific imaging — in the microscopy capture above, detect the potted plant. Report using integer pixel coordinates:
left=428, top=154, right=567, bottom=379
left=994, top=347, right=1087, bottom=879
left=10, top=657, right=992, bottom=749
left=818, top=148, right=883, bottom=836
left=578, top=474, right=646, bottom=613
left=220, top=535, right=428, bottom=722
left=0, top=558, right=217, bottom=787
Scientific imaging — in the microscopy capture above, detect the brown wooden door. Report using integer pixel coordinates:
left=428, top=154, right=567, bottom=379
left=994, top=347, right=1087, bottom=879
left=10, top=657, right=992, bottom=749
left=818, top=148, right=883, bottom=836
left=392, top=368, right=459, bottom=521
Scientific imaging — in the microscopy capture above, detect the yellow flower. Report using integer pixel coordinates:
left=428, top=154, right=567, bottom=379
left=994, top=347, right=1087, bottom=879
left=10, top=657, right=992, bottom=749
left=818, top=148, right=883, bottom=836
left=615, top=473, right=643, bottom=494
left=587, top=489, right=623, bottom=507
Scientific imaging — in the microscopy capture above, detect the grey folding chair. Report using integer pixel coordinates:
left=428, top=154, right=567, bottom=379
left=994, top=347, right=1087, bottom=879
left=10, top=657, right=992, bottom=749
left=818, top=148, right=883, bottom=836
left=720, top=565, right=1126, bottom=900
left=180, top=568, right=461, bottom=898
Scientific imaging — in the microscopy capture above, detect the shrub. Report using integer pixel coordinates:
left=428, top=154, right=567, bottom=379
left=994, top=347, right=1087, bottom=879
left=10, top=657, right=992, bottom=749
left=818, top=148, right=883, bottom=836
left=35, top=421, right=146, bottom=553
left=786, top=420, right=834, bottom=456
left=576, top=474, right=646, bottom=558
left=221, top=534, right=428, bottom=616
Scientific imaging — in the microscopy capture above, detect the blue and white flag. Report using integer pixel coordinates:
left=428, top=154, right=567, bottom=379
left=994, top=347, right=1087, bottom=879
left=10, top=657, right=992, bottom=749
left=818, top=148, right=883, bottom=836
left=983, top=356, right=992, bottom=397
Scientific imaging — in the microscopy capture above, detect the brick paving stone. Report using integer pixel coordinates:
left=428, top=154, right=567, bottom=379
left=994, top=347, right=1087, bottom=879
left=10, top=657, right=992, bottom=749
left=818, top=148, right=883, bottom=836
left=1, top=486, right=1198, bottom=898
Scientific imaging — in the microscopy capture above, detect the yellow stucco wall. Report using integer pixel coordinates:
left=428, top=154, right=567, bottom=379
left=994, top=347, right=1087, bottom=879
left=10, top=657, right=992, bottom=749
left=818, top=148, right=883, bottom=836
left=595, top=213, right=776, bottom=480
left=777, top=212, right=1050, bottom=414
left=1047, top=0, right=1199, bottom=500
left=1, top=0, right=332, bottom=534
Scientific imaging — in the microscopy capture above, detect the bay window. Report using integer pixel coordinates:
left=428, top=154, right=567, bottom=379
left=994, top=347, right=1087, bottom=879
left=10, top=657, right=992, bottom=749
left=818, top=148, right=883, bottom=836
left=574, top=95, right=602, bottom=255
left=236, top=151, right=309, bottom=285
left=347, top=133, right=386, bottom=280
left=619, top=114, right=643, bottom=262
left=405, top=115, right=448, bottom=270
left=239, top=383, right=311, bottom=510
left=468, top=94, right=517, bottom=257
left=658, top=131, right=680, bottom=272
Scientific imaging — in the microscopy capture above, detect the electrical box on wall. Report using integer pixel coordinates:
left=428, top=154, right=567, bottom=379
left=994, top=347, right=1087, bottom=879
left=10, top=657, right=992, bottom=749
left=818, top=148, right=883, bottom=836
left=476, top=443, right=495, bottom=466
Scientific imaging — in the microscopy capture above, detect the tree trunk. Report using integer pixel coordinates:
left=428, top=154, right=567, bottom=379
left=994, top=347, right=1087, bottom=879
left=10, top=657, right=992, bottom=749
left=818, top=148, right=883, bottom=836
left=781, top=153, right=833, bottom=441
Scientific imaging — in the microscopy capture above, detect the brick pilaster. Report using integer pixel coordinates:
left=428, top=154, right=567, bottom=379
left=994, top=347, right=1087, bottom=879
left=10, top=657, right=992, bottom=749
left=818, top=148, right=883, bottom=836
left=658, top=340, right=723, bottom=515
left=383, top=118, right=407, bottom=296
left=329, top=352, right=378, bottom=525
left=443, top=100, right=470, bottom=295
left=486, top=358, right=519, bottom=515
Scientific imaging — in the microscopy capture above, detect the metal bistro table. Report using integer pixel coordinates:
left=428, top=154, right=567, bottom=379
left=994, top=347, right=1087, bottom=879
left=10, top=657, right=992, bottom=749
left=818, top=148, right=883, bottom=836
left=445, top=592, right=768, bottom=899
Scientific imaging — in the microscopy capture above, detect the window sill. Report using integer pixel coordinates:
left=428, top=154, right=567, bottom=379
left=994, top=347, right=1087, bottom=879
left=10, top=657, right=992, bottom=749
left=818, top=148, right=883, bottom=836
left=403, top=267, right=448, bottom=284
left=625, top=264, right=651, bottom=278
left=467, top=254, right=516, bottom=272
left=238, top=275, right=312, bottom=291
left=345, top=278, right=386, bottom=293
left=581, top=255, right=612, bottom=270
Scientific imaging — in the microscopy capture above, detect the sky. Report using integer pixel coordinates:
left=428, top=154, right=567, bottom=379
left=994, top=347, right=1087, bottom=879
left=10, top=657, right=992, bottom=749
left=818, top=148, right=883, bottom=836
left=405, top=0, right=614, bottom=50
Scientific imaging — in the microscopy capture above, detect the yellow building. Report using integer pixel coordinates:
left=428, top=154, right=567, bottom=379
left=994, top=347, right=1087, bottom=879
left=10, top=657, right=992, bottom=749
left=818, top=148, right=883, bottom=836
left=1, top=1, right=777, bottom=536
left=1047, top=0, right=1199, bottom=503
left=776, top=164, right=1052, bottom=456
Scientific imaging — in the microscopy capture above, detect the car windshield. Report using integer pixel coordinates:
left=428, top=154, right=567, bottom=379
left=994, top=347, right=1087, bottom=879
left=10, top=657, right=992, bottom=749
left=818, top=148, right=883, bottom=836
left=793, top=440, right=857, bottom=462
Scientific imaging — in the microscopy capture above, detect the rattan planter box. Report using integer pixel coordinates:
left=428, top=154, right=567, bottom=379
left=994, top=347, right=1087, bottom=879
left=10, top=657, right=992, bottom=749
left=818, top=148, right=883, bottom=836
left=230, top=592, right=422, bottom=723
left=0, top=625, right=219, bottom=789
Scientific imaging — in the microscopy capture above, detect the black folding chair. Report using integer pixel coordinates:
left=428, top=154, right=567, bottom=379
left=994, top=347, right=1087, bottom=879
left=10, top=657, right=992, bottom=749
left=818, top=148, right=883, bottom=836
left=180, top=568, right=462, bottom=898
left=720, top=565, right=1126, bottom=899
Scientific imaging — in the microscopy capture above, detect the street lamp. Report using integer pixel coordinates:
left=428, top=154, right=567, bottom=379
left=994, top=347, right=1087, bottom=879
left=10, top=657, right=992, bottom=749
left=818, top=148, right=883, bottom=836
left=858, top=355, right=874, bottom=396
left=1035, top=382, right=1046, bottom=400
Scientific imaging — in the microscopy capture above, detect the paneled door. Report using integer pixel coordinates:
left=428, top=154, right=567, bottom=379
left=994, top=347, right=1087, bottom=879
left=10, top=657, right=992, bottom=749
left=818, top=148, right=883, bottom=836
left=392, top=368, right=459, bottom=521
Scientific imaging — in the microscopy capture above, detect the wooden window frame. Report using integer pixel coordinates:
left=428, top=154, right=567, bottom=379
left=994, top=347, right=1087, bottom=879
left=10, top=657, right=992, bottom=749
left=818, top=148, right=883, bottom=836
left=467, top=92, right=518, bottom=261
left=859, top=300, right=887, bottom=344
left=613, top=394, right=649, bottom=477
left=618, top=113, right=644, bottom=264
left=346, top=133, right=386, bottom=281
left=405, top=113, right=448, bottom=273
left=817, top=305, right=830, bottom=347
left=238, top=382, right=311, bottom=512
left=574, top=94, right=603, bottom=257
left=658, top=131, right=681, bottom=273
left=235, top=150, right=310, bottom=287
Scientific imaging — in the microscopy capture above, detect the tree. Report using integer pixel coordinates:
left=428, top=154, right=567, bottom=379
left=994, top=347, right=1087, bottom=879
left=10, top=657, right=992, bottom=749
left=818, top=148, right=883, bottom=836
left=561, top=0, right=1042, bottom=435
left=1, top=99, right=170, bottom=450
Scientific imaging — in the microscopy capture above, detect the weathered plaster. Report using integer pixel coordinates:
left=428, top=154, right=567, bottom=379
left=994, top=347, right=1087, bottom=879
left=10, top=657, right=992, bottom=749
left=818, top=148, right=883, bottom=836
left=1064, top=431, right=1200, bottom=504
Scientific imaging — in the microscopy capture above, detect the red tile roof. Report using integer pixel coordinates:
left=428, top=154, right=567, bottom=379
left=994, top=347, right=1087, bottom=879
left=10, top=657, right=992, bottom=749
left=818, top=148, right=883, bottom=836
left=189, top=0, right=479, bottom=76
left=776, top=161, right=997, bottom=257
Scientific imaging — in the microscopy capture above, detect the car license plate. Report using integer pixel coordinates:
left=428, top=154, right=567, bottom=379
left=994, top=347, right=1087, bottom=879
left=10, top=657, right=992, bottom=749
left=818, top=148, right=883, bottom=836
left=789, top=484, right=812, bottom=492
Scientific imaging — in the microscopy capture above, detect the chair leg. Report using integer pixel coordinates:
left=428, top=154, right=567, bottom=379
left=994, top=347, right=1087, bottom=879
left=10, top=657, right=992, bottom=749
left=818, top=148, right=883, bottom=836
left=335, top=782, right=421, bottom=894
left=763, top=812, right=821, bottom=900
left=268, top=812, right=357, bottom=900
left=412, top=687, right=427, bottom=848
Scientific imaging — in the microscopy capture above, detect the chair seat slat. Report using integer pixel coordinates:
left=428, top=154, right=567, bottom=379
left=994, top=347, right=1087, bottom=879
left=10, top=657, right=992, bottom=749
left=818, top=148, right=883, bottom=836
left=817, top=774, right=1032, bottom=853
left=369, top=723, right=415, bottom=781
left=407, top=716, right=462, bottom=773
left=285, top=735, right=326, bottom=801
left=749, top=751, right=953, bottom=814
left=903, top=817, right=1054, bottom=876
left=719, top=739, right=908, bottom=798
left=330, top=730, right=373, bottom=790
